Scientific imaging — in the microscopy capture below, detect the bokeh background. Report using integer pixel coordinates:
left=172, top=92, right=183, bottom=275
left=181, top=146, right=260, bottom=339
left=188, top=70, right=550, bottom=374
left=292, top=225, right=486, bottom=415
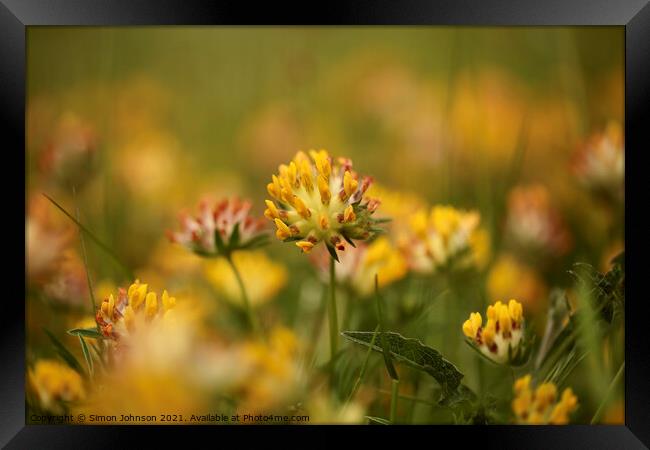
left=26, top=27, right=624, bottom=424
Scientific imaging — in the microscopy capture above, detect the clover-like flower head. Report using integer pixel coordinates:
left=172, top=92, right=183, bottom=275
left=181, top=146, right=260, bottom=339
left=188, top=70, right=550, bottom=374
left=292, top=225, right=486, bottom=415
left=265, top=149, right=381, bottom=260
left=168, top=197, right=268, bottom=257
left=462, top=299, right=528, bottom=365
left=402, top=205, right=487, bottom=273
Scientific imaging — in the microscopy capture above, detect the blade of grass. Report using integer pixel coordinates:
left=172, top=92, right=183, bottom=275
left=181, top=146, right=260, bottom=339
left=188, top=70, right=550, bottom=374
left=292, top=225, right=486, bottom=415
left=42, top=193, right=134, bottom=280
left=43, top=328, right=83, bottom=375
left=345, top=324, right=380, bottom=405
left=78, top=335, right=94, bottom=378
left=72, top=186, right=99, bottom=323
left=590, top=361, right=624, bottom=424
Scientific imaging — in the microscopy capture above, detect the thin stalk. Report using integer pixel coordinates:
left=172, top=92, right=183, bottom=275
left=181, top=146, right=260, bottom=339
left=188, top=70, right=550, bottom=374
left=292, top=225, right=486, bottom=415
left=390, top=378, right=400, bottom=424
left=328, top=256, right=339, bottom=366
left=226, top=255, right=261, bottom=337
left=590, top=361, right=625, bottom=425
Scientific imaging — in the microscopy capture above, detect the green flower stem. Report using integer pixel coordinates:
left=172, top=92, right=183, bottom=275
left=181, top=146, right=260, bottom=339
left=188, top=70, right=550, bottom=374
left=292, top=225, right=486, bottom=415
left=390, top=378, right=400, bottom=424
left=590, top=361, right=625, bottom=424
left=226, top=254, right=261, bottom=337
left=328, top=256, right=339, bottom=368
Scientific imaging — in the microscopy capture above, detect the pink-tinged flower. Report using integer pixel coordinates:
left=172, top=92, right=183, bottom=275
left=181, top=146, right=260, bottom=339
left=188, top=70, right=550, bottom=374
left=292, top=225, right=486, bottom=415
left=503, top=185, right=572, bottom=258
left=168, top=197, right=268, bottom=257
left=26, top=195, right=75, bottom=285
left=571, top=121, right=624, bottom=202
left=38, top=113, right=98, bottom=188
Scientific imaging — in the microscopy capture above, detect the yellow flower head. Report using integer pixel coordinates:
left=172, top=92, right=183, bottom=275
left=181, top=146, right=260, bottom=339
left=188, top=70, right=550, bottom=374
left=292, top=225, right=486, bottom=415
left=169, top=197, right=267, bottom=257
left=29, top=359, right=85, bottom=413
left=462, top=299, right=525, bottom=365
left=512, top=375, right=578, bottom=424
left=402, top=205, right=486, bottom=273
left=265, top=149, right=381, bottom=260
left=95, top=279, right=177, bottom=341
left=203, top=250, right=288, bottom=307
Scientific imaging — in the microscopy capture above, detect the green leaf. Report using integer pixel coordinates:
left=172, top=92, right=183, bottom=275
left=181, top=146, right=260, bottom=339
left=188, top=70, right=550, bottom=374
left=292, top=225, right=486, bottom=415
left=325, top=244, right=340, bottom=262
left=43, top=328, right=84, bottom=374
left=67, top=328, right=103, bottom=339
left=341, top=234, right=356, bottom=248
left=214, top=228, right=227, bottom=255
left=366, top=416, right=391, bottom=425
left=342, top=331, right=464, bottom=395
left=78, top=335, right=94, bottom=377
left=229, top=222, right=241, bottom=248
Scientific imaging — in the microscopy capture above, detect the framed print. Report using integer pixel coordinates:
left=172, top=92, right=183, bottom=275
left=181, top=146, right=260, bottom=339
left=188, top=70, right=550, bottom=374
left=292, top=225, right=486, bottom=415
left=3, top=0, right=649, bottom=447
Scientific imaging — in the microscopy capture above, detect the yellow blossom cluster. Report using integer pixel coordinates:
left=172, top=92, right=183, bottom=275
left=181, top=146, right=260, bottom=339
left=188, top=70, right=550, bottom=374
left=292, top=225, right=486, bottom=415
left=96, top=279, right=176, bottom=340
left=265, top=149, right=380, bottom=259
left=462, top=299, right=524, bottom=364
left=512, top=375, right=578, bottom=424
left=28, top=359, right=85, bottom=413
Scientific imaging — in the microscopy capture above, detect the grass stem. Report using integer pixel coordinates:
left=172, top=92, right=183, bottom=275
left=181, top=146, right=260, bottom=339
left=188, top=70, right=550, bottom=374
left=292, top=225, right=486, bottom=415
left=328, top=256, right=339, bottom=367
left=390, top=378, right=400, bottom=424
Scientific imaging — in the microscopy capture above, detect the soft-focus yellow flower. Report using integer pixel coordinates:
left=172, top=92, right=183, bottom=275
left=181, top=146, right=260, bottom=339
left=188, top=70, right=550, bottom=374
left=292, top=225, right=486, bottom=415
left=303, top=394, right=366, bottom=424
left=571, top=121, right=624, bottom=201
left=462, top=299, right=525, bottom=364
left=401, top=205, right=486, bottom=273
left=265, top=149, right=381, bottom=259
left=236, top=327, right=304, bottom=414
left=95, top=279, right=177, bottom=342
left=512, top=375, right=578, bottom=424
left=204, top=250, right=288, bottom=307
left=311, top=236, right=408, bottom=297
left=487, top=254, right=548, bottom=316
left=29, top=359, right=85, bottom=413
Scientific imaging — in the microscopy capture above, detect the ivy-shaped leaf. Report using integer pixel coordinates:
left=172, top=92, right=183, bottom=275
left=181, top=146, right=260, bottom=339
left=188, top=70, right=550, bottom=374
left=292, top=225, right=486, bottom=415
left=342, top=331, right=463, bottom=396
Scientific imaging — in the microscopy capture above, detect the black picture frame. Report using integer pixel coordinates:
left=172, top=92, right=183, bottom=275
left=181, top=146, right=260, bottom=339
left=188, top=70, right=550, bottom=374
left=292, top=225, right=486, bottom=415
left=3, top=0, right=648, bottom=447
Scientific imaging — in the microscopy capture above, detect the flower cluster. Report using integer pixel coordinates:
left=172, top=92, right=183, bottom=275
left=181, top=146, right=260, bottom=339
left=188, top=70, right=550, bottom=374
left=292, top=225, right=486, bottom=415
left=401, top=205, right=487, bottom=273
left=168, top=198, right=267, bottom=257
left=571, top=121, right=624, bottom=201
left=28, top=359, right=85, bottom=413
left=265, top=150, right=381, bottom=259
left=95, top=279, right=177, bottom=340
left=204, top=250, right=288, bottom=308
left=504, top=185, right=572, bottom=257
left=512, top=375, right=578, bottom=424
left=462, top=299, right=525, bottom=365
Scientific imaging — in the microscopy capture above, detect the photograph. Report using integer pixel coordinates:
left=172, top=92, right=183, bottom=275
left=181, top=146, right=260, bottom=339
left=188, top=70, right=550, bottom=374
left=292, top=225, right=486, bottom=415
left=23, top=25, right=627, bottom=427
